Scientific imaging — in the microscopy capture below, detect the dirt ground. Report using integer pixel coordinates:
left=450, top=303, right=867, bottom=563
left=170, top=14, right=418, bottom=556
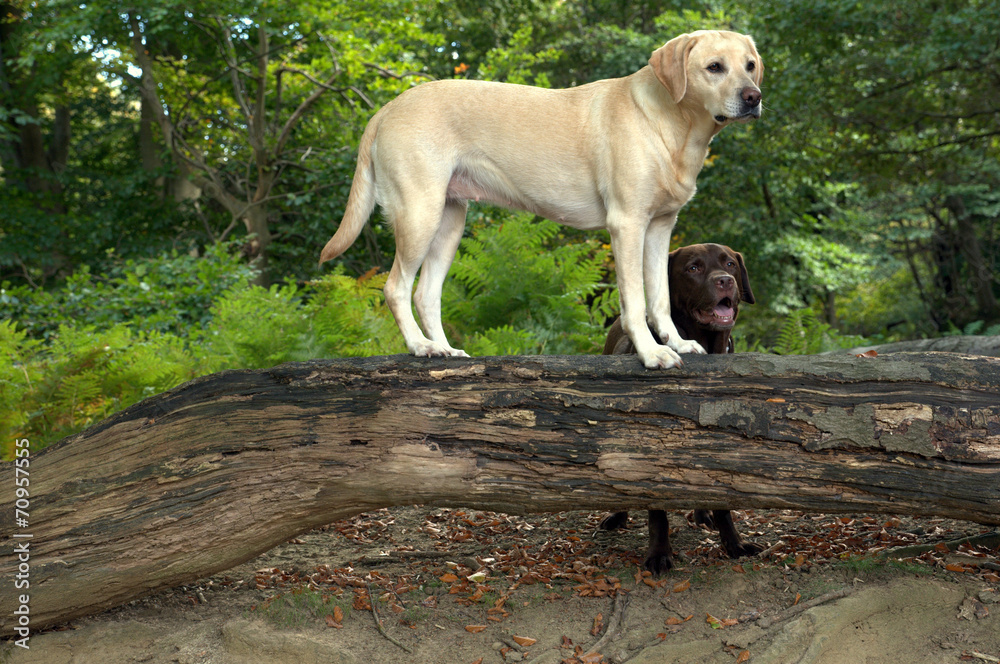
left=3, top=506, right=999, bottom=664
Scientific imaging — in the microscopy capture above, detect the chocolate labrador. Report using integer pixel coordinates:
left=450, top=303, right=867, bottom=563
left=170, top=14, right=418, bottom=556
left=600, top=243, right=761, bottom=573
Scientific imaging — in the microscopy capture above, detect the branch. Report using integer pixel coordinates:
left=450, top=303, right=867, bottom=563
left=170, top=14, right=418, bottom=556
left=216, top=19, right=256, bottom=148
left=274, top=67, right=343, bottom=155
left=363, top=61, right=437, bottom=82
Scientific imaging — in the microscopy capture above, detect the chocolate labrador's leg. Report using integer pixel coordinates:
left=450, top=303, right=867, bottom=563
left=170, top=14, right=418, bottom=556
left=693, top=509, right=715, bottom=529
left=645, top=509, right=674, bottom=574
left=713, top=509, right=763, bottom=558
left=598, top=511, right=630, bottom=531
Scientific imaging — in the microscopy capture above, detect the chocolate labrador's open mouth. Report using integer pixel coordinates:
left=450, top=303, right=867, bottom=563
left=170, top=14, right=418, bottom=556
left=694, top=297, right=736, bottom=328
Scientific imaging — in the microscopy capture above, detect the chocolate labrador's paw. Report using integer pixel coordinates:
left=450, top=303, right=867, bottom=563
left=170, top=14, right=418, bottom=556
left=598, top=511, right=629, bottom=531
left=723, top=539, right=764, bottom=559
left=644, top=547, right=674, bottom=576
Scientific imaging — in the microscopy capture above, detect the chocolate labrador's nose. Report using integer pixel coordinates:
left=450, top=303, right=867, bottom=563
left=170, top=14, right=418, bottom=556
left=715, top=274, right=736, bottom=294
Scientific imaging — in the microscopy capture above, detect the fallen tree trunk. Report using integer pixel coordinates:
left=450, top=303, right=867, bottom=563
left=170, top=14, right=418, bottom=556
left=2, top=352, right=999, bottom=634
left=840, top=334, right=1000, bottom=357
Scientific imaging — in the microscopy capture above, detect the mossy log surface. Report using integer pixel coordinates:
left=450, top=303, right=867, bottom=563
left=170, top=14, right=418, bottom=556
left=2, top=352, right=999, bottom=634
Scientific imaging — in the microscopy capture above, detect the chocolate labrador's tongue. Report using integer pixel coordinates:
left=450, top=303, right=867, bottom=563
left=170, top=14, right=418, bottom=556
left=714, top=304, right=735, bottom=320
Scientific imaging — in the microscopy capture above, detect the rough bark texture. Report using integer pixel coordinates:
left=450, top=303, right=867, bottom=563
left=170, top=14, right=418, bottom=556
left=2, top=352, right=999, bottom=634
left=842, top=335, right=1000, bottom=357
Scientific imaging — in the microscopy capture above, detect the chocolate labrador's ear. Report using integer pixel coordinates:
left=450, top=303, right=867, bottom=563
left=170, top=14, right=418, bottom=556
left=649, top=33, right=699, bottom=103
left=735, top=252, right=755, bottom=304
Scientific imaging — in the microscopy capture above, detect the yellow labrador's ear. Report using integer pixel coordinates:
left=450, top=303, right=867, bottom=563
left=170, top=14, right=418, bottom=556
left=745, top=34, right=764, bottom=87
left=649, top=33, right=698, bottom=103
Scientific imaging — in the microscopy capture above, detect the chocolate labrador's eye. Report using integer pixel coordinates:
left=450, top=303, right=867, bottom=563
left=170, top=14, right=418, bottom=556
left=726, top=260, right=736, bottom=268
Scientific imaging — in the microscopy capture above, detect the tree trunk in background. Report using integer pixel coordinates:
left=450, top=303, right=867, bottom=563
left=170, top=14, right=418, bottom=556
left=1, top=353, right=998, bottom=634
left=948, top=194, right=1000, bottom=323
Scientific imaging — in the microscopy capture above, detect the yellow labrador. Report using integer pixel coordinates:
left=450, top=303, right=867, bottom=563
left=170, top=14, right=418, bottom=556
left=320, top=30, right=763, bottom=368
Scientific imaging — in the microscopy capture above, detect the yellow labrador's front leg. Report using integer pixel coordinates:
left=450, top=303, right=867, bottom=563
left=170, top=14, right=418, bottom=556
left=643, top=215, right=706, bottom=356
left=608, top=214, right=683, bottom=369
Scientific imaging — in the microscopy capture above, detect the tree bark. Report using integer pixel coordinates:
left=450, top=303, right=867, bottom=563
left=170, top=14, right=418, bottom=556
left=842, top=335, right=1000, bottom=357
left=2, top=352, right=999, bottom=634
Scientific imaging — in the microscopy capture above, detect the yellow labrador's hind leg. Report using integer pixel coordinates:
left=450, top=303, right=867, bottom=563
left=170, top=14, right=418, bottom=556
left=414, top=199, right=469, bottom=356
left=383, top=196, right=469, bottom=358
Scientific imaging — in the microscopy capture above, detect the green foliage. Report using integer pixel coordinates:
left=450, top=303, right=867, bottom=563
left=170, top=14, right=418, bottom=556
left=197, top=269, right=406, bottom=371
left=197, top=282, right=312, bottom=371
left=0, top=243, right=258, bottom=340
left=0, top=322, right=200, bottom=459
left=306, top=270, right=408, bottom=358
left=0, top=320, right=41, bottom=456
left=443, top=211, right=616, bottom=355
left=771, top=309, right=869, bottom=356
left=942, top=320, right=1000, bottom=338
left=477, top=25, right=562, bottom=86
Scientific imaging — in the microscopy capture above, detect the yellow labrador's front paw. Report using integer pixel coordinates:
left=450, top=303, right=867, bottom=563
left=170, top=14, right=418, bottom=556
left=411, top=341, right=469, bottom=358
left=638, top=344, right=683, bottom=369
left=669, top=337, right=706, bottom=355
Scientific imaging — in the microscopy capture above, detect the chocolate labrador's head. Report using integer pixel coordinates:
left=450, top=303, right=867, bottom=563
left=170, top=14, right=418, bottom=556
left=604, top=243, right=754, bottom=356
left=668, top=243, right=754, bottom=350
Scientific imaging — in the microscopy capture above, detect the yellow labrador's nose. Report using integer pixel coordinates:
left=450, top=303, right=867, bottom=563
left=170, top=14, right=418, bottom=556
left=741, top=86, right=761, bottom=108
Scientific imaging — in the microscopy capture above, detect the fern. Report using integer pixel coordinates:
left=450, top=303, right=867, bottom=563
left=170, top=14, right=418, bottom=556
left=772, top=309, right=871, bottom=355
left=0, top=323, right=202, bottom=457
left=306, top=269, right=407, bottom=358
left=443, top=212, right=614, bottom=355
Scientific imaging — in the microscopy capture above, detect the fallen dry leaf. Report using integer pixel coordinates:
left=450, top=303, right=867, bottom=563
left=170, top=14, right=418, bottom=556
left=465, top=625, right=487, bottom=633
left=591, top=612, right=604, bottom=636
left=706, top=613, right=738, bottom=629
left=665, top=615, right=693, bottom=625
left=440, top=573, right=459, bottom=583
left=736, top=650, right=751, bottom=663
left=957, top=597, right=989, bottom=621
left=512, top=635, right=537, bottom=647
left=325, top=614, right=343, bottom=629
left=333, top=606, right=344, bottom=623
left=855, top=349, right=878, bottom=358
left=673, top=579, right=691, bottom=593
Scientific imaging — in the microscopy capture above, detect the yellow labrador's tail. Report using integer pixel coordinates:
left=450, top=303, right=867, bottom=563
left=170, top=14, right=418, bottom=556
left=319, top=108, right=385, bottom=264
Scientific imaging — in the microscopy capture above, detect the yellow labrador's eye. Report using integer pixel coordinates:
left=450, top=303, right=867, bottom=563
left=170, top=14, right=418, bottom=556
left=707, top=62, right=723, bottom=73
left=747, top=61, right=756, bottom=72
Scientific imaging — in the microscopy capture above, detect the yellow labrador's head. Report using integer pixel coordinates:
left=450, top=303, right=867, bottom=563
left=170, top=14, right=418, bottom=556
left=649, top=30, right=763, bottom=126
